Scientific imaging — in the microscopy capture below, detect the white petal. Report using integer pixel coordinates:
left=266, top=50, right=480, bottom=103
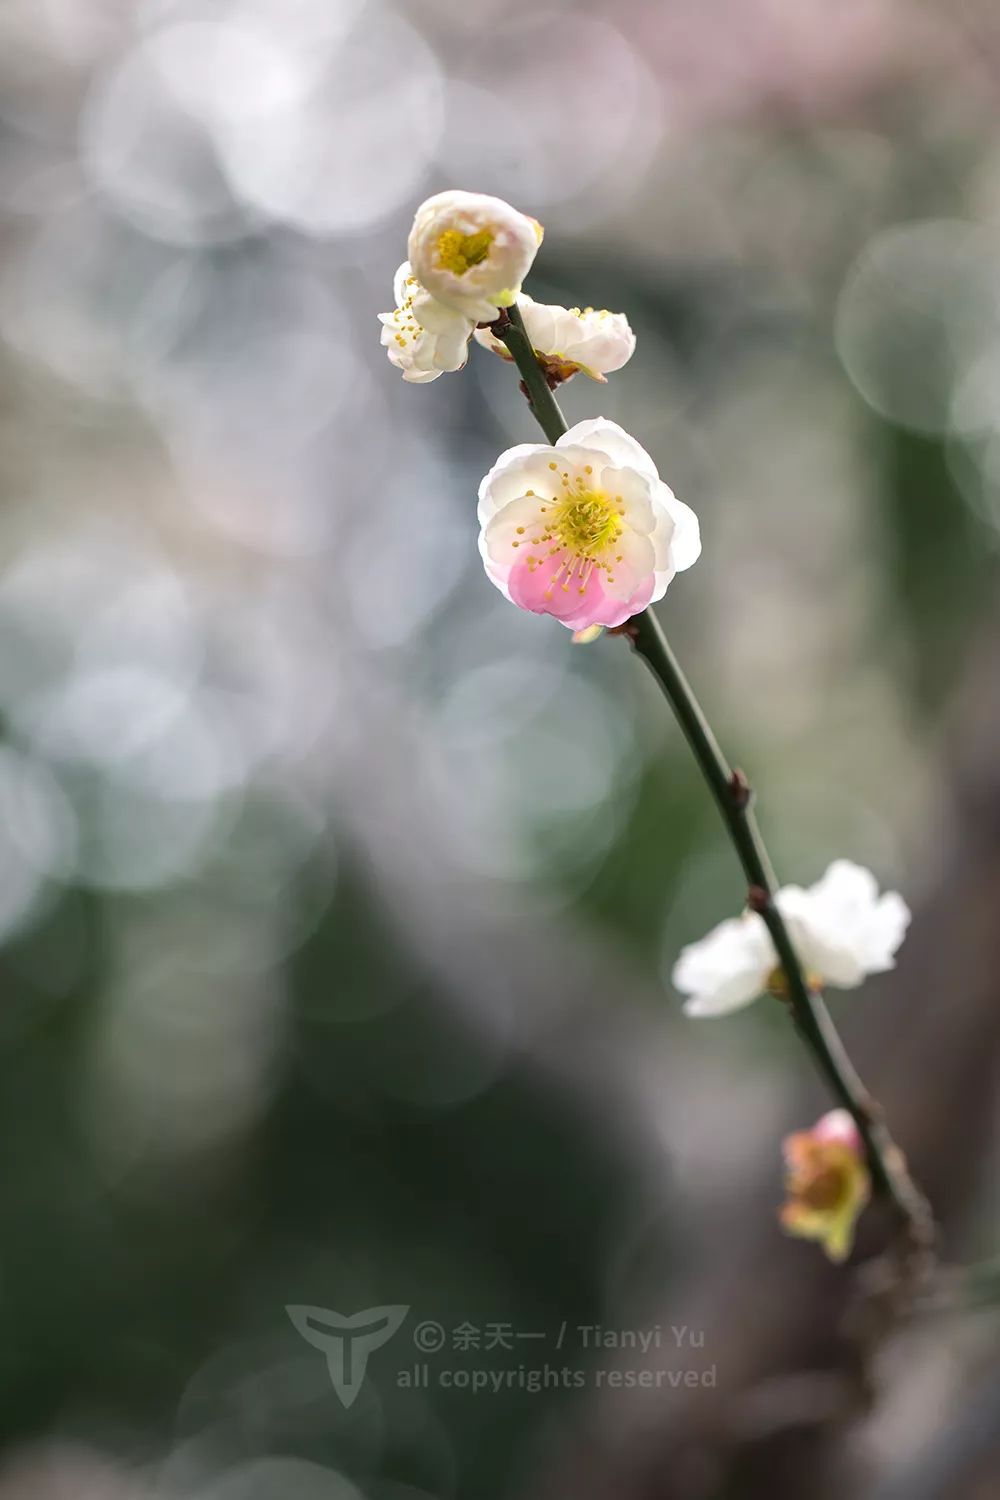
left=518, top=295, right=561, bottom=352
left=643, top=484, right=699, bottom=600
left=647, top=494, right=676, bottom=570
left=814, top=859, right=879, bottom=906
left=865, top=891, right=912, bottom=971
left=411, top=287, right=476, bottom=336
left=473, top=326, right=506, bottom=357
left=477, top=445, right=556, bottom=523
left=656, top=484, right=701, bottom=572
left=434, top=319, right=476, bottom=368
left=400, top=365, right=441, bottom=384
left=557, top=418, right=657, bottom=478
left=672, top=912, right=774, bottom=1017
left=776, top=860, right=910, bottom=989
left=575, top=311, right=636, bottom=374
left=392, top=261, right=409, bottom=304
left=601, top=527, right=655, bottom=601
left=647, top=565, right=676, bottom=606
left=595, top=465, right=657, bottom=535
left=481, top=492, right=547, bottom=565
left=551, top=443, right=617, bottom=473
left=477, top=526, right=513, bottom=598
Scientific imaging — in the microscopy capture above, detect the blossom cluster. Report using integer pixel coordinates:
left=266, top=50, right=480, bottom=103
left=379, top=192, right=635, bottom=388
left=379, top=190, right=541, bottom=383
left=380, top=190, right=918, bottom=1264
left=379, top=190, right=638, bottom=396
left=379, top=191, right=679, bottom=633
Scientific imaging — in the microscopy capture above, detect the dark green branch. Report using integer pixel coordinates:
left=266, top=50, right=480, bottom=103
left=493, top=307, right=934, bottom=1254
left=496, top=303, right=569, bottom=445
left=628, top=611, right=932, bottom=1245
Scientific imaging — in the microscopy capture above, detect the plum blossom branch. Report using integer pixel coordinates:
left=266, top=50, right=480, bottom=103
left=493, top=304, right=572, bottom=439
left=492, top=306, right=934, bottom=1259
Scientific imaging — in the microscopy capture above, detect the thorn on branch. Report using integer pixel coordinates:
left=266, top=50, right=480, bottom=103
left=729, top=767, right=752, bottom=810
left=747, top=884, right=770, bottom=913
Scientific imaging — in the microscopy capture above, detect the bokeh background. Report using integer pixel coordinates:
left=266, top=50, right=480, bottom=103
left=1, top=1, right=999, bottom=1497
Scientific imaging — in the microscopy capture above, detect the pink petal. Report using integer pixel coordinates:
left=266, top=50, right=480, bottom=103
left=508, top=552, right=654, bottom=630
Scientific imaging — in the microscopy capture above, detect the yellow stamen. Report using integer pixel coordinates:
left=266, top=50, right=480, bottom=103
left=435, top=228, right=493, bottom=276
left=767, top=966, right=823, bottom=998
left=514, top=482, right=626, bottom=596
left=549, top=488, right=623, bottom=561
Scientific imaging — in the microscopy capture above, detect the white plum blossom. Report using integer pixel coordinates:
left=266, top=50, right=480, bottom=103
left=672, top=910, right=777, bottom=1019
left=777, top=859, right=912, bottom=988
left=673, top=860, right=911, bottom=1018
left=408, top=190, right=543, bottom=324
left=475, top=293, right=636, bottom=383
left=378, top=261, right=475, bottom=383
left=477, top=418, right=700, bottom=632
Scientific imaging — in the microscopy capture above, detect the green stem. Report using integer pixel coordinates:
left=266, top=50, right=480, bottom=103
left=499, top=303, right=570, bottom=445
left=494, top=308, right=934, bottom=1252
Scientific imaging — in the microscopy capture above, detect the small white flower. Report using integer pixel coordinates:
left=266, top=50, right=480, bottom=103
left=378, top=261, right=475, bottom=383
left=408, top=190, right=543, bottom=324
left=672, top=860, right=911, bottom=1017
left=474, top=293, right=636, bottom=383
left=777, top=859, right=912, bottom=989
left=672, top=911, right=776, bottom=1019
left=477, top=417, right=700, bottom=632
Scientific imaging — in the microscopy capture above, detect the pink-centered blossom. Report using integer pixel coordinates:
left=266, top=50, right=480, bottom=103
left=477, top=418, right=700, bottom=631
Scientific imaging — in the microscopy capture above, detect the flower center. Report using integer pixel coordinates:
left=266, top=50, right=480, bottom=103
left=766, top=965, right=822, bottom=998
left=796, top=1162, right=847, bottom=1212
left=552, top=490, right=622, bottom=559
left=435, top=228, right=493, bottom=275
left=508, top=470, right=629, bottom=600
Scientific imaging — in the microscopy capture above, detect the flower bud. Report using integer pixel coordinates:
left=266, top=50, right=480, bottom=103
left=408, top=190, right=543, bottom=324
left=779, top=1110, right=870, bottom=1261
